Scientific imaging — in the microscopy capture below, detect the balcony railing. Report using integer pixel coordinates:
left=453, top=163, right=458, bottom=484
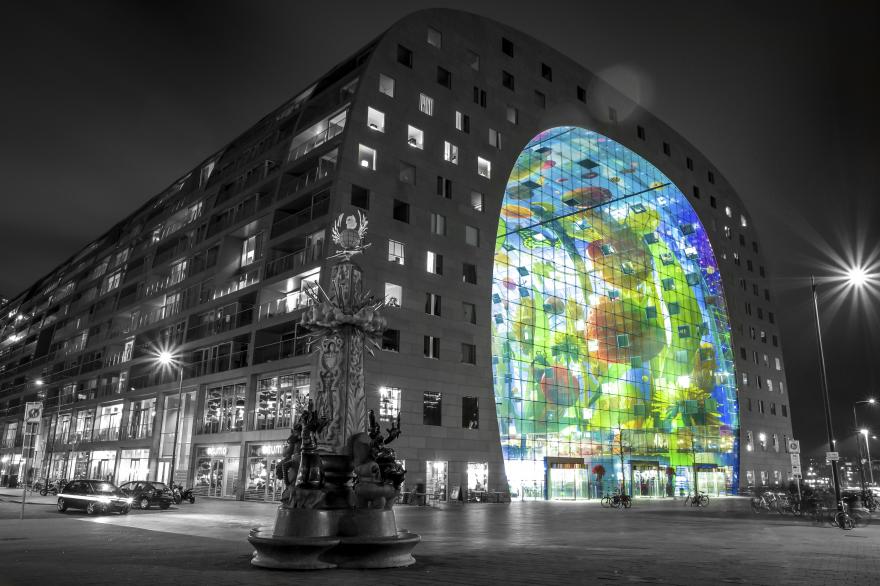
left=257, top=290, right=315, bottom=322
left=211, top=268, right=261, bottom=301
left=287, top=123, right=344, bottom=163
left=126, top=424, right=153, bottom=440
left=68, top=430, right=93, bottom=444
left=187, top=307, right=254, bottom=341
left=265, top=242, right=324, bottom=279
left=252, top=337, right=310, bottom=365
left=270, top=195, right=330, bottom=240
left=279, top=161, right=335, bottom=203
left=92, top=426, right=120, bottom=442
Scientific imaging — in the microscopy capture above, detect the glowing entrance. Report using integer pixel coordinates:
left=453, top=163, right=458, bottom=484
left=491, top=127, right=738, bottom=499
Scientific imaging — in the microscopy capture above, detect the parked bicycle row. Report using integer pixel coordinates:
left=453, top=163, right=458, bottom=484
left=749, top=487, right=875, bottom=530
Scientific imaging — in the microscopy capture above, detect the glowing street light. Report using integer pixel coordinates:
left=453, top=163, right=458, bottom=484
left=861, top=429, right=875, bottom=485
left=853, top=399, right=877, bottom=489
left=156, top=349, right=185, bottom=487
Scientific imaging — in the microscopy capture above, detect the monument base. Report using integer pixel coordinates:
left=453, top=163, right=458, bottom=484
left=249, top=506, right=420, bottom=570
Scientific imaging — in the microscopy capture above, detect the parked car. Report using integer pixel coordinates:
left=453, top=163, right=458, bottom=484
left=57, top=479, right=132, bottom=515
left=118, top=480, right=174, bottom=510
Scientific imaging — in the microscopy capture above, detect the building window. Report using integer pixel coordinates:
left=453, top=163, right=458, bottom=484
left=393, top=199, right=410, bottom=222
left=534, top=90, right=546, bottom=108
left=637, top=125, right=646, bottom=140
left=708, top=170, right=716, bottom=184
left=465, top=225, right=480, bottom=246
left=781, top=404, right=788, bottom=417
left=351, top=184, right=370, bottom=210
left=461, top=342, right=476, bottom=364
left=377, top=75, right=396, bottom=101
left=488, top=128, right=501, bottom=149
left=397, top=44, right=413, bottom=67
left=427, top=27, right=442, bottom=48
left=431, top=213, right=447, bottom=236
left=686, top=157, right=694, bottom=170
left=506, top=105, right=518, bottom=124
left=692, top=186, right=700, bottom=199
left=741, top=214, right=748, bottom=228
left=419, top=93, right=434, bottom=116
left=426, top=251, right=443, bottom=275
left=502, top=70, right=515, bottom=90
left=102, top=270, right=122, bottom=294
left=455, top=111, right=470, bottom=133
left=576, top=85, right=586, bottom=103
left=541, top=62, right=552, bottom=81
left=662, top=142, right=671, bottom=156
left=775, top=357, right=782, bottom=370
left=240, top=235, right=261, bottom=267
left=746, top=431, right=753, bottom=452
left=443, top=141, right=459, bottom=164
left=710, top=196, right=717, bottom=208
left=423, top=391, right=442, bottom=425
left=424, top=336, right=440, bottom=359
left=203, top=383, right=247, bottom=433
left=466, top=49, right=480, bottom=70
left=462, top=302, right=476, bottom=324
left=462, top=396, right=479, bottom=429
left=382, top=328, right=400, bottom=351
left=379, top=386, right=402, bottom=421
left=398, top=162, right=416, bottom=185
left=425, top=293, right=441, bottom=316
left=437, top=66, right=452, bottom=89
left=477, top=157, right=491, bottom=179
left=501, top=37, right=514, bottom=57
left=358, top=144, right=376, bottom=170
left=608, top=107, right=617, bottom=122
left=462, top=262, right=477, bottom=284
left=725, top=205, right=733, bottom=218
left=407, top=125, right=424, bottom=149
left=470, top=191, right=484, bottom=212
left=385, top=283, right=403, bottom=307
left=367, top=107, right=385, bottom=132
left=388, top=240, right=405, bottom=265
left=473, top=86, right=487, bottom=107
left=437, top=176, right=452, bottom=198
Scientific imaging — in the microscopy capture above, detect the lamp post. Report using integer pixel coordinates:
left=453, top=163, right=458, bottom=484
left=158, top=351, right=185, bottom=487
left=853, top=399, right=876, bottom=489
left=861, top=429, right=875, bottom=485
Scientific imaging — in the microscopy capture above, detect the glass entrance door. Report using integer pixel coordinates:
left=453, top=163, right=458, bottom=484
left=630, top=462, right=661, bottom=497
left=548, top=467, right=589, bottom=500
left=697, top=467, right=727, bottom=496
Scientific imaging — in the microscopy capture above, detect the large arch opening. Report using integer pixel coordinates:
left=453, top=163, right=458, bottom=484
left=491, top=126, right=738, bottom=500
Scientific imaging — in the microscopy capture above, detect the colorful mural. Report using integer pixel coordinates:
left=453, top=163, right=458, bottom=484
left=492, top=127, right=738, bottom=497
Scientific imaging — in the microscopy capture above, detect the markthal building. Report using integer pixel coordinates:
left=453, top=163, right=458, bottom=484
left=0, top=9, right=793, bottom=502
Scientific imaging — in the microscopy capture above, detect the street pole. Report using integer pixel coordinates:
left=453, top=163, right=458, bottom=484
left=854, top=405, right=867, bottom=492
left=811, top=275, right=842, bottom=510
left=168, top=365, right=185, bottom=487
left=863, top=431, right=875, bottom=485
left=20, top=422, right=32, bottom=520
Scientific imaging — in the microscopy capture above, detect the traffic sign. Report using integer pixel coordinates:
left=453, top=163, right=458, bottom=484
left=788, top=439, right=800, bottom=453
left=826, top=451, right=839, bottom=461
left=792, top=464, right=802, bottom=475
left=790, top=453, right=801, bottom=466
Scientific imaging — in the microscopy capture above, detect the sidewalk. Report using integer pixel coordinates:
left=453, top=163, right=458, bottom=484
left=0, top=489, right=58, bottom=505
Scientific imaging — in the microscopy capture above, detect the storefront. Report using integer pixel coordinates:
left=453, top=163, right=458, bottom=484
left=546, top=458, right=589, bottom=500
left=426, top=460, right=447, bottom=502
left=243, top=442, right=286, bottom=502
left=0, top=454, right=21, bottom=487
left=87, top=450, right=118, bottom=482
left=71, top=451, right=90, bottom=480
left=194, top=444, right=240, bottom=499
left=117, top=449, right=150, bottom=483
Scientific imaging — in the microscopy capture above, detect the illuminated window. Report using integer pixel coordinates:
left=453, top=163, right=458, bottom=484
left=427, top=27, right=442, bottom=48
left=384, top=284, right=402, bottom=308
left=444, top=141, right=459, bottom=164
left=488, top=128, right=501, bottom=149
left=426, top=251, right=443, bottom=275
left=477, top=157, right=491, bottom=178
left=419, top=93, right=434, bottom=116
left=462, top=397, right=479, bottom=429
left=407, top=126, right=424, bottom=149
left=101, top=270, right=122, bottom=295
left=740, top=214, right=748, bottom=228
left=423, top=391, right=442, bottom=425
left=455, top=111, right=470, bottom=133
left=506, top=105, right=518, bottom=124
left=470, top=191, right=484, bottom=212
left=358, top=144, right=376, bottom=170
left=366, top=107, right=385, bottom=132
left=379, top=386, right=402, bottom=421
left=725, top=205, right=733, bottom=218
left=387, top=240, right=405, bottom=265
left=378, top=74, right=395, bottom=97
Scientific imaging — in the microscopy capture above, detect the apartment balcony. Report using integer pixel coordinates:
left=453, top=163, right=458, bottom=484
left=286, top=123, right=344, bottom=164
left=277, top=160, right=335, bottom=205
left=211, top=268, right=261, bottom=302
left=92, top=426, right=120, bottom=442
left=207, top=191, right=274, bottom=239
left=256, top=291, right=315, bottom=322
left=270, top=192, right=330, bottom=240
left=125, top=424, right=153, bottom=441
left=252, top=335, right=310, bottom=365
left=68, top=430, right=93, bottom=445
left=265, top=241, right=324, bottom=280
left=187, top=306, right=254, bottom=341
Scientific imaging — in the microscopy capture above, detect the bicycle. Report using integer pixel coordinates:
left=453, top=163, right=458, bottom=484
left=685, top=491, right=709, bottom=507
left=601, top=492, right=631, bottom=509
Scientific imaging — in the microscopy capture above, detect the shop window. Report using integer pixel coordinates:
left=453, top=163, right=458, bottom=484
left=407, top=126, right=424, bottom=149
left=425, top=293, right=441, bottom=317
left=437, top=66, right=452, bottom=89
left=358, top=144, right=376, bottom=170
left=398, top=162, right=416, bottom=185
left=463, top=302, right=476, bottom=324
left=382, top=328, right=400, bottom=351
left=423, top=391, right=442, bottom=425
left=397, top=44, right=413, bottom=67
left=393, top=199, right=410, bottom=222
left=388, top=240, right=405, bottom=265
left=367, top=107, right=385, bottom=132
left=462, top=397, right=479, bottom=429
left=203, top=383, right=246, bottom=434
left=426, top=251, right=443, bottom=275
left=255, top=373, right=309, bottom=431
left=379, top=386, right=402, bottom=421
left=461, top=342, right=476, bottom=364
left=424, top=335, right=440, bottom=359
left=456, top=111, right=470, bottom=133
left=378, top=74, right=395, bottom=97
left=384, top=283, right=402, bottom=308
left=351, top=184, right=370, bottom=210
left=427, top=27, right=442, bottom=48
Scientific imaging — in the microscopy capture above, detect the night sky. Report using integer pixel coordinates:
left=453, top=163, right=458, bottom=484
left=2, top=1, right=878, bottom=457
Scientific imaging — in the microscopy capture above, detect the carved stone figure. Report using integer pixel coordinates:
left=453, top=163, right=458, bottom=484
left=351, top=433, right=397, bottom=510
left=275, top=426, right=302, bottom=506
left=294, top=400, right=329, bottom=490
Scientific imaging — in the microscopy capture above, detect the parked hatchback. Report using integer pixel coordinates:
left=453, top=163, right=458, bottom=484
left=118, top=480, right=174, bottom=510
left=57, top=479, right=132, bottom=515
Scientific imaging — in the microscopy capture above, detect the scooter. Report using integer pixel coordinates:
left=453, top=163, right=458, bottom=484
left=40, top=478, right=67, bottom=496
left=171, top=483, right=195, bottom=504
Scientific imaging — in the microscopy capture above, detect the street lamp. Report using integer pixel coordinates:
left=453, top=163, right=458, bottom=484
left=853, top=399, right=876, bottom=488
left=861, top=429, right=875, bottom=486
left=158, top=351, right=185, bottom=487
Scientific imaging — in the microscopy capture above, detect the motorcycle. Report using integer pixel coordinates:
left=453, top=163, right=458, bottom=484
left=40, top=478, right=67, bottom=496
left=171, top=483, right=196, bottom=504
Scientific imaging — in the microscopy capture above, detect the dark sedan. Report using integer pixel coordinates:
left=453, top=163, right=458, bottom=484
left=57, top=480, right=132, bottom=515
left=118, top=480, right=174, bottom=510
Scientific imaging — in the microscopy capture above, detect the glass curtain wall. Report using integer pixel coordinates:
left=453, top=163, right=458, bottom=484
left=492, top=126, right=738, bottom=498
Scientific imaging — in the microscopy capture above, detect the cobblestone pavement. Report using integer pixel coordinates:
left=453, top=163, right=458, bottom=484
left=0, top=492, right=878, bottom=585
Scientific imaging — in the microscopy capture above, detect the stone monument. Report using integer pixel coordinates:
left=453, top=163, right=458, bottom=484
left=248, top=211, right=420, bottom=569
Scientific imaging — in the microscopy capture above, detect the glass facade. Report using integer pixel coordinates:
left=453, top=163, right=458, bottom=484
left=492, top=127, right=738, bottom=497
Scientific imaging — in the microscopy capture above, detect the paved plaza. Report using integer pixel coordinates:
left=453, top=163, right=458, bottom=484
left=0, top=491, right=878, bottom=585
